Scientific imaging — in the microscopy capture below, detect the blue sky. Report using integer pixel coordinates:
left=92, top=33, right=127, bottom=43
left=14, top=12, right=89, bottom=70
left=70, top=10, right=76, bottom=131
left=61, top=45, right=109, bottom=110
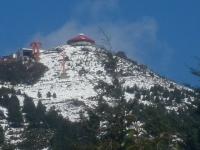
left=0, top=0, right=200, bottom=86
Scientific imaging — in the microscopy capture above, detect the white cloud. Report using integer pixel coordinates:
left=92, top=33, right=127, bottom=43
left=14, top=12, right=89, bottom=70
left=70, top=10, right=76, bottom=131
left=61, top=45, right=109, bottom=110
left=28, top=0, right=174, bottom=74
left=30, top=17, right=158, bottom=61
left=74, top=0, right=120, bottom=16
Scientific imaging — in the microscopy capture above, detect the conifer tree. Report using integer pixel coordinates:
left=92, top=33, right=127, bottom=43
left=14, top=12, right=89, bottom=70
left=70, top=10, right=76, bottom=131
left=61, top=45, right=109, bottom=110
left=37, top=91, right=42, bottom=98
left=23, top=96, right=37, bottom=125
left=7, top=95, right=23, bottom=127
left=16, top=89, right=21, bottom=95
left=36, top=100, right=46, bottom=125
left=111, top=78, right=124, bottom=99
left=52, top=93, right=57, bottom=98
left=93, top=78, right=131, bottom=149
left=1, top=94, right=9, bottom=108
left=45, top=107, right=62, bottom=129
left=46, top=92, right=51, bottom=98
left=0, top=126, right=4, bottom=145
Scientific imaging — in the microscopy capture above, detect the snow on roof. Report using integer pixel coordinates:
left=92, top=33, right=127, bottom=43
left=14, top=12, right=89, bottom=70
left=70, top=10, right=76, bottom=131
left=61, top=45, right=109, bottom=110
left=21, top=48, right=33, bottom=51
left=67, top=34, right=95, bottom=45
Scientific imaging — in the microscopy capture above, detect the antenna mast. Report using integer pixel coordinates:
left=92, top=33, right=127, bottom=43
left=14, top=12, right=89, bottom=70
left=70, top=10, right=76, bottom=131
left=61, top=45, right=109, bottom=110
left=31, top=42, right=41, bottom=62
left=60, top=51, right=69, bottom=78
left=61, top=52, right=67, bottom=75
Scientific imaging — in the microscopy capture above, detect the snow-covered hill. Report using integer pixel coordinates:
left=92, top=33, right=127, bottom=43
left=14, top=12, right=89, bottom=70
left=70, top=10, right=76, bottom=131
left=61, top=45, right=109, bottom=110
left=7, top=44, right=192, bottom=121
left=0, top=43, right=199, bottom=149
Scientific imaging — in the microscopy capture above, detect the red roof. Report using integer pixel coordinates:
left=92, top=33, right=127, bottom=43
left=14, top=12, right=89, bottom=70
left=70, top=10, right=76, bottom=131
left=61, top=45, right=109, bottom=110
left=67, top=34, right=95, bottom=44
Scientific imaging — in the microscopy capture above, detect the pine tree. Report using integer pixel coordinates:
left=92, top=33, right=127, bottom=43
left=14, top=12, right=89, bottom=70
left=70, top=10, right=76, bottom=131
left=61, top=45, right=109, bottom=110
left=7, top=95, right=23, bottom=127
left=93, top=78, right=130, bottom=149
left=45, top=107, right=62, bottom=129
left=111, top=78, right=124, bottom=99
left=106, top=96, right=129, bottom=146
left=0, top=126, right=4, bottom=145
left=46, top=92, right=51, bottom=98
left=52, top=93, right=57, bottom=98
left=104, top=52, right=117, bottom=75
left=36, top=100, right=46, bottom=125
left=2, top=94, right=9, bottom=108
left=16, top=89, right=21, bottom=95
left=37, top=91, right=42, bottom=98
left=23, top=96, right=37, bottom=126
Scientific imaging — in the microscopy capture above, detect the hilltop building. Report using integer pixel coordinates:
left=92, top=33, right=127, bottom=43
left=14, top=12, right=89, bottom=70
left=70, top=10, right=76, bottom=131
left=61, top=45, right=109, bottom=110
left=20, top=48, right=33, bottom=57
left=0, top=44, right=42, bottom=63
left=67, top=34, right=95, bottom=46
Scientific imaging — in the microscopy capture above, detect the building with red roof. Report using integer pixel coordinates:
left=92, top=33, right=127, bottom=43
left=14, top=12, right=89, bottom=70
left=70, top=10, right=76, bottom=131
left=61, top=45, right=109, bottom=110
left=67, top=33, right=95, bottom=46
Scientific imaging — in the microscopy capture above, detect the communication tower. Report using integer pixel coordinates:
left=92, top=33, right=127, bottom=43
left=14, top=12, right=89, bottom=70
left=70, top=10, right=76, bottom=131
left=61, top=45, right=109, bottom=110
left=31, top=42, right=41, bottom=62
left=60, top=51, right=69, bottom=77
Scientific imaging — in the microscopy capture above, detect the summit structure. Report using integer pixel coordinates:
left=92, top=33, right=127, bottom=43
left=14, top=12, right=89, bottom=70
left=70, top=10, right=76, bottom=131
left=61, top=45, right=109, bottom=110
left=0, top=34, right=199, bottom=149
left=67, top=33, right=95, bottom=46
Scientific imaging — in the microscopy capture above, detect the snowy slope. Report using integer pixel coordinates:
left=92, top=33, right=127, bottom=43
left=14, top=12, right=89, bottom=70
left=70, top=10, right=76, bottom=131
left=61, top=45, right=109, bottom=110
left=2, top=44, right=191, bottom=121
left=0, top=44, right=197, bottom=147
left=15, top=45, right=112, bottom=120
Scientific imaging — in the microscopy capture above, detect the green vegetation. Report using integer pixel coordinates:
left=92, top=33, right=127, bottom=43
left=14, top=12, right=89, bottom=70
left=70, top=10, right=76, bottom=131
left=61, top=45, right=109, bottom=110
left=0, top=51, right=200, bottom=149
left=0, top=61, right=48, bottom=85
left=0, top=126, right=4, bottom=146
left=0, top=80, right=200, bottom=149
left=7, top=95, right=23, bottom=127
